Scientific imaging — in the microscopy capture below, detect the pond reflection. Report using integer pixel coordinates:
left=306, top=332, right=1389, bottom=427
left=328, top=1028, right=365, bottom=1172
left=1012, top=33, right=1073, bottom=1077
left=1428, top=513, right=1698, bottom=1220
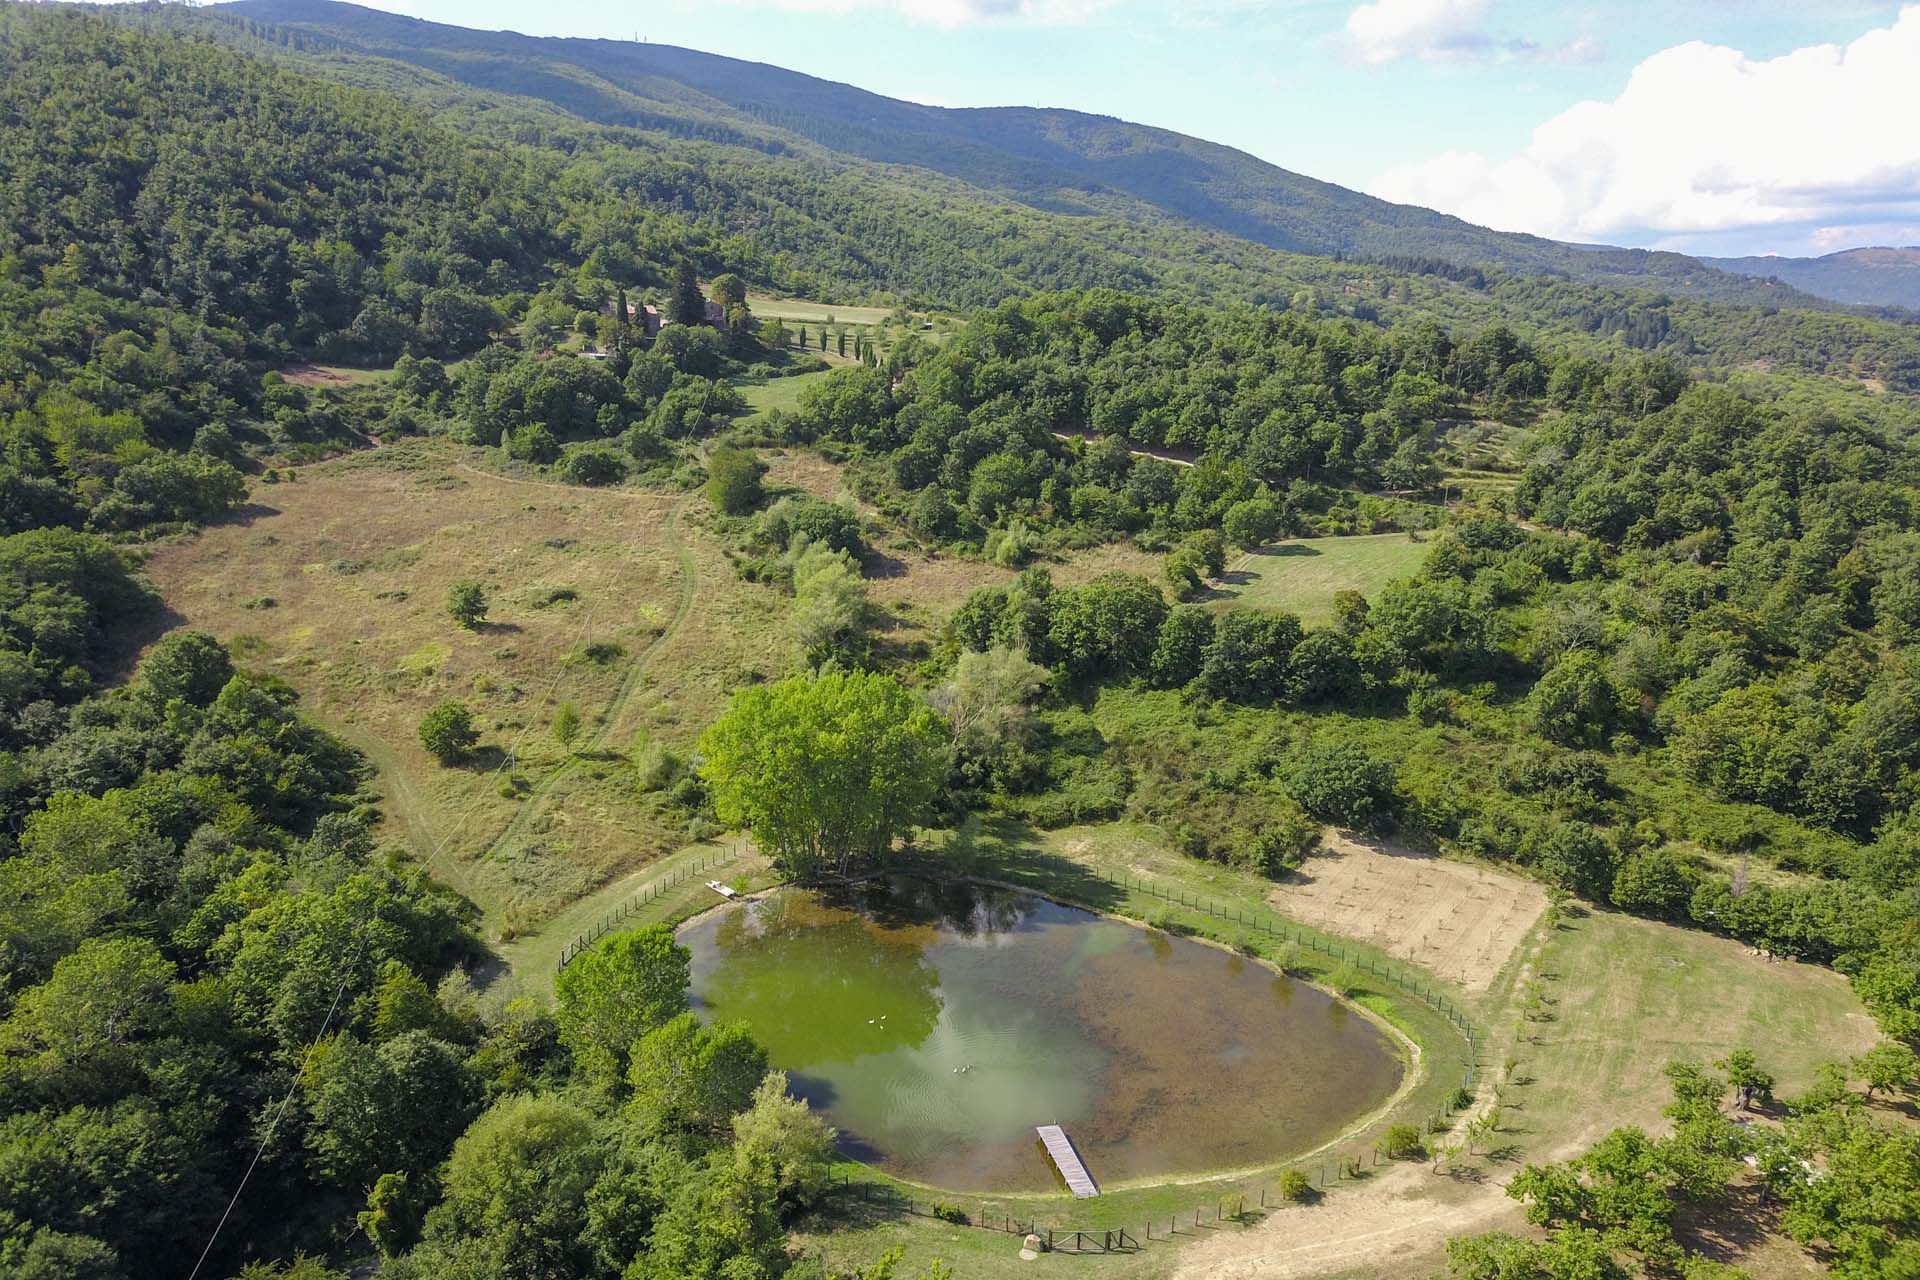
left=682, top=876, right=1402, bottom=1191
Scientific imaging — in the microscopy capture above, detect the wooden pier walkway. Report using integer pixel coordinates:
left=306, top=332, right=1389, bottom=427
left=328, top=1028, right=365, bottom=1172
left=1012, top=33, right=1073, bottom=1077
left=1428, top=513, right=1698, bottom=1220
left=1036, top=1125, right=1099, bottom=1198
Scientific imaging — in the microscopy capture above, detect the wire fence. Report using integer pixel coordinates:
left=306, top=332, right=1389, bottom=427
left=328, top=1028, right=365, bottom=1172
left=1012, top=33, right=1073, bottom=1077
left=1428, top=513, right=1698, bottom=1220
left=1089, top=866, right=1479, bottom=1090
left=555, top=848, right=738, bottom=970
left=562, top=850, right=1490, bottom=1254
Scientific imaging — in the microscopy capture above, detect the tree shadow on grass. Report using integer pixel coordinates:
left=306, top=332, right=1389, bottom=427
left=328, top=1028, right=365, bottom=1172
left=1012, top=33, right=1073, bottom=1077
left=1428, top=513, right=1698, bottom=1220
left=801, top=1180, right=915, bottom=1236
left=920, top=817, right=1131, bottom=917
left=461, top=745, right=512, bottom=773
left=1673, top=1179, right=1775, bottom=1262
left=223, top=501, right=284, bottom=525
left=104, top=602, right=189, bottom=684
left=859, top=547, right=910, bottom=580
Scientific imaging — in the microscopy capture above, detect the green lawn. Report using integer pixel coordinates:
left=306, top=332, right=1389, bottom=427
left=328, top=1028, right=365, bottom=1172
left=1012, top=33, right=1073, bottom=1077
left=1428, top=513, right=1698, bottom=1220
left=1213, top=533, right=1429, bottom=624
left=1505, top=903, right=1880, bottom=1147
left=736, top=370, right=834, bottom=420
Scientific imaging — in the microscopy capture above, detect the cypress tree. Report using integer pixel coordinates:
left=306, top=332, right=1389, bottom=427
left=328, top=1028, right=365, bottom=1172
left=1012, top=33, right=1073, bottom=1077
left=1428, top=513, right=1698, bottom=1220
left=670, top=259, right=705, bottom=327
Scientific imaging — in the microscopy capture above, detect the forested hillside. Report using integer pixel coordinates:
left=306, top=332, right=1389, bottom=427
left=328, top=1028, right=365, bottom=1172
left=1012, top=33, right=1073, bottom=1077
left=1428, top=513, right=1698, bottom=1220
left=1707, top=246, right=1920, bottom=312
left=212, top=0, right=1883, bottom=313
left=92, top=0, right=1920, bottom=398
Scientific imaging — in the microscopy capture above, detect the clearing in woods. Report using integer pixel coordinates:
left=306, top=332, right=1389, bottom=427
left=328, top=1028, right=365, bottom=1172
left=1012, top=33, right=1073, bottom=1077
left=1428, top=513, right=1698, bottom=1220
left=1212, top=532, right=1428, bottom=625
left=745, top=295, right=897, bottom=325
left=1269, top=829, right=1546, bottom=994
left=757, top=448, right=1166, bottom=638
left=735, top=370, right=832, bottom=421
left=141, top=440, right=790, bottom=936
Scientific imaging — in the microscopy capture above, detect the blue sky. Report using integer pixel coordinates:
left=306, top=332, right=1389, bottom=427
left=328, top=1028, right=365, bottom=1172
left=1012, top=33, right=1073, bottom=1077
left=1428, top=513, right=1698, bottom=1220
left=261, top=0, right=1920, bottom=257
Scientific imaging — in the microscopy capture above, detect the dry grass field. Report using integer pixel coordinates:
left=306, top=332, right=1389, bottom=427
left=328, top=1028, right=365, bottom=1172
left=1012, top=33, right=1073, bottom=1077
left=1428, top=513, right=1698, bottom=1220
left=1268, top=830, right=1547, bottom=994
left=745, top=295, right=897, bottom=326
left=142, top=441, right=790, bottom=934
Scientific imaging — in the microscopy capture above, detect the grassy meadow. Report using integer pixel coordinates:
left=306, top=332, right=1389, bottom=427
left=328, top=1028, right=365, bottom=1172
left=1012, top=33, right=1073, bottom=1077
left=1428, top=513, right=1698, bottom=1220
left=142, top=440, right=792, bottom=937
left=1213, top=533, right=1429, bottom=624
left=735, top=369, right=833, bottom=420
left=747, top=295, right=898, bottom=326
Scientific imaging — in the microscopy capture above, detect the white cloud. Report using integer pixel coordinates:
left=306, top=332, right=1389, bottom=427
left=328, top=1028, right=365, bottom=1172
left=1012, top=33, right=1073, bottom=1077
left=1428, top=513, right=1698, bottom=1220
left=1369, top=6, right=1920, bottom=254
left=1343, top=0, right=1596, bottom=64
left=705, top=0, right=1110, bottom=26
left=1346, top=0, right=1483, bottom=62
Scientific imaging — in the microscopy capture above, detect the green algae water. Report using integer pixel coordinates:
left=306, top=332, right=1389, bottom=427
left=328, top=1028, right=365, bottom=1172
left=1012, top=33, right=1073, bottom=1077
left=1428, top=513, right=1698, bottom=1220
left=682, top=877, right=1404, bottom=1192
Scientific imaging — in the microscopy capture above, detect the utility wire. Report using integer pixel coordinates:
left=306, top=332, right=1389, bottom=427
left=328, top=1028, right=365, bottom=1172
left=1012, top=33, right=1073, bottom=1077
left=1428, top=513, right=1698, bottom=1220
left=183, top=468, right=623, bottom=1275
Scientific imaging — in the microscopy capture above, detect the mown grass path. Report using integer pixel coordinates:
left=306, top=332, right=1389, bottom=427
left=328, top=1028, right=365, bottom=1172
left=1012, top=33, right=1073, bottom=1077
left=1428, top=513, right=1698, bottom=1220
left=465, top=473, right=702, bottom=883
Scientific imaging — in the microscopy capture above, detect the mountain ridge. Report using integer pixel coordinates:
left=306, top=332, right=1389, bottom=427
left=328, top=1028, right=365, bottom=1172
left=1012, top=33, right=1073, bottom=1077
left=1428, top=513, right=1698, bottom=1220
left=1704, top=246, right=1920, bottom=310
left=215, top=0, right=1905, bottom=314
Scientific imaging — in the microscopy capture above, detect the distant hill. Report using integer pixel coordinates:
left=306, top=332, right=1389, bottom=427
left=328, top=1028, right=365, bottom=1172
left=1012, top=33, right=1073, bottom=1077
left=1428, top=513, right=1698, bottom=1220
left=1704, top=247, right=1920, bottom=311
left=217, top=0, right=1857, bottom=312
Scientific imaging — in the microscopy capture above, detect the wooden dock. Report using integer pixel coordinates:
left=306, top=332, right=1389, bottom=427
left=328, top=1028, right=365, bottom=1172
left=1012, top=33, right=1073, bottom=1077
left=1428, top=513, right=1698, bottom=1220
left=1036, top=1125, right=1099, bottom=1198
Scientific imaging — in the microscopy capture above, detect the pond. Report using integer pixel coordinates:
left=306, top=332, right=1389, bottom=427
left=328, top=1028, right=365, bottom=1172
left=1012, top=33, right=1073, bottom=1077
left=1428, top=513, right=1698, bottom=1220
left=682, top=877, right=1405, bottom=1192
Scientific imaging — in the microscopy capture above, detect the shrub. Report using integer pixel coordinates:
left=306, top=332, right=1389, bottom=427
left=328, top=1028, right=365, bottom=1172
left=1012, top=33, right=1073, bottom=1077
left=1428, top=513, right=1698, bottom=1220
left=448, top=581, right=488, bottom=629
left=706, top=443, right=766, bottom=515
left=557, top=446, right=627, bottom=487
left=758, top=496, right=862, bottom=556
left=419, top=702, right=479, bottom=764
left=632, top=739, right=684, bottom=793
left=1611, top=847, right=1693, bottom=918
left=985, top=519, right=1042, bottom=567
left=1224, top=495, right=1285, bottom=550
left=932, top=1203, right=969, bottom=1226
left=1164, top=546, right=1207, bottom=600
left=505, top=423, right=559, bottom=464
left=1528, top=650, right=1628, bottom=748
left=1278, top=1169, right=1313, bottom=1202
left=1184, top=528, right=1227, bottom=576
left=1378, top=1123, right=1425, bottom=1160
left=1326, top=961, right=1362, bottom=996
left=1286, top=742, right=1400, bottom=830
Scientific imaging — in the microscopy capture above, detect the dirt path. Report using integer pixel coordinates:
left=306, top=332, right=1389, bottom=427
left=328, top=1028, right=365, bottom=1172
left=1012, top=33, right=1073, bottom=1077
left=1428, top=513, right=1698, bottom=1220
left=477, top=486, right=700, bottom=866
left=1050, top=429, right=1196, bottom=468
left=1169, top=1161, right=1522, bottom=1280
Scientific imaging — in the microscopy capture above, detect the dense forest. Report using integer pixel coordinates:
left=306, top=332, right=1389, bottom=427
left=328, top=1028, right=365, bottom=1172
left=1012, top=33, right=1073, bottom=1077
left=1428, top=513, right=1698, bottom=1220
left=188, top=0, right=1913, bottom=315
left=2, top=5, right=1919, bottom=1278
left=22, top=4, right=1920, bottom=397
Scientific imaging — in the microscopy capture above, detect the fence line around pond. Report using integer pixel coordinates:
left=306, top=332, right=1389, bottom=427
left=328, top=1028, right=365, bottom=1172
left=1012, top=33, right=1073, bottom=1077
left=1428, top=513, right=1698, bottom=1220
left=555, top=848, right=736, bottom=970
left=560, top=849, right=1489, bottom=1255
